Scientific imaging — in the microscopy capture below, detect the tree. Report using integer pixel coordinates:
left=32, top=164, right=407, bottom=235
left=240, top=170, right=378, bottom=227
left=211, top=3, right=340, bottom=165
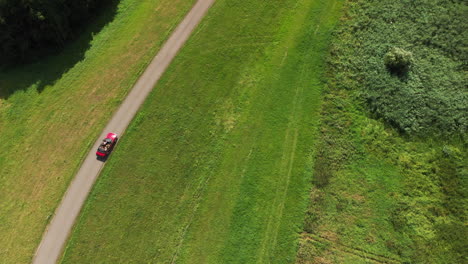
left=384, top=47, right=413, bottom=74
left=0, top=0, right=104, bottom=63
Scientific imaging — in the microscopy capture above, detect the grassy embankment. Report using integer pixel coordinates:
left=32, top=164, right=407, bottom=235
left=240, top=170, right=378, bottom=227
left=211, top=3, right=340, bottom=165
left=62, top=0, right=344, bottom=263
left=297, top=0, right=467, bottom=263
left=0, top=0, right=193, bottom=263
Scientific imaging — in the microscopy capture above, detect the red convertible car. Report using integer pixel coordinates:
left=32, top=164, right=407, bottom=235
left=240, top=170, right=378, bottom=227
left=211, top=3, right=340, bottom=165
left=96, top=133, right=118, bottom=157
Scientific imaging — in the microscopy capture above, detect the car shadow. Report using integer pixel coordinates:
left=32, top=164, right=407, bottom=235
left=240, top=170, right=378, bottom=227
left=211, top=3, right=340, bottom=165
left=96, top=155, right=109, bottom=162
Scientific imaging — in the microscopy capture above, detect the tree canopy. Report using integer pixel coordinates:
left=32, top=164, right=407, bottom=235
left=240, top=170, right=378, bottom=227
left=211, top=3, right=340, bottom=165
left=0, top=0, right=105, bottom=63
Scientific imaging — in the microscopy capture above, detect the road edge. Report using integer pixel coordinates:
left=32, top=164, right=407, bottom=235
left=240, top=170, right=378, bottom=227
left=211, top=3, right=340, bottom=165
left=32, top=1, right=215, bottom=263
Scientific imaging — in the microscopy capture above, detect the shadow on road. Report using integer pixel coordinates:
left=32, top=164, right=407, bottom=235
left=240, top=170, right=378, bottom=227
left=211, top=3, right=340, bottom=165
left=96, top=155, right=109, bottom=162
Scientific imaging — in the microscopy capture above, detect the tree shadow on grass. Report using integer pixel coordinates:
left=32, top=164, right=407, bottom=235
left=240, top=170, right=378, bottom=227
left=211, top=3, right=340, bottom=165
left=0, top=0, right=120, bottom=99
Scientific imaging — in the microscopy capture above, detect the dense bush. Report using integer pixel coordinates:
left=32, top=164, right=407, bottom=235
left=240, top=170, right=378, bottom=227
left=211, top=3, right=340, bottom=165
left=0, top=0, right=107, bottom=62
left=335, top=0, right=467, bottom=135
left=384, top=47, right=412, bottom=74
left=302, top=1, right=467, bottom=263
left=317, top=0, right=467, bottom=261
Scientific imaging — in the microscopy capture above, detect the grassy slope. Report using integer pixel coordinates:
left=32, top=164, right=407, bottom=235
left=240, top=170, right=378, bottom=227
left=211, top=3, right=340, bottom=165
left=297, top=0, right=467, bottom=263
left=61, top=0, right=343, bottom=263
left=0, top=0, right=193, bottom=263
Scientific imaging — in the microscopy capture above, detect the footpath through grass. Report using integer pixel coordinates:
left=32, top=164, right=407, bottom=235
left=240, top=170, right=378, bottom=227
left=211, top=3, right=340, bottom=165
left=296, top=0, right=467, bottom=263
left=0, top=0, right=193, bottom=263
left=62, top=0, right=343, bottom=263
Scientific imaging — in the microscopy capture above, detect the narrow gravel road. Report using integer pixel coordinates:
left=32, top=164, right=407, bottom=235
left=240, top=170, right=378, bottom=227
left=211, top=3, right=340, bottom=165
left=32, top=1, right=214, bottom=263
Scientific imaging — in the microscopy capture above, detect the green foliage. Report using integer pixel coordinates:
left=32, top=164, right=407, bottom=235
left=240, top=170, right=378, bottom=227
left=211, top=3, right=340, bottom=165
left=298, top=0, right=468, bottom=263
left=384, top=47, right=413, bottom=73
left=337, top=0, right=467, bottom=135
left=0, top=0, right=111, bottom=63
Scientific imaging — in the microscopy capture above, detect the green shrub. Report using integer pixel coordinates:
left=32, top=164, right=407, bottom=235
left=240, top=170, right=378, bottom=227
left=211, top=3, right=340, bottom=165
left=384, top=47, right=413, bottom=73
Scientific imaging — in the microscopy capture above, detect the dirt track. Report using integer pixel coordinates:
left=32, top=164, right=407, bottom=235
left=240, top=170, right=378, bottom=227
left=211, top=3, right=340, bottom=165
left=32, top=1, right=215, bottom=263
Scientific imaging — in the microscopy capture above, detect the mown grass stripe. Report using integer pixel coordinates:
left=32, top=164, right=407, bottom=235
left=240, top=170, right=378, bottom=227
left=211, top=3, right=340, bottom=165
left=61, top=0, right=344, bottom=263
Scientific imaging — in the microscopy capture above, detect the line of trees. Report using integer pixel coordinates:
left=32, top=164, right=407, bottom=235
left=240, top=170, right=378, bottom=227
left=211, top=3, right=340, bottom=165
left=0, top=0, right=106, bottom=63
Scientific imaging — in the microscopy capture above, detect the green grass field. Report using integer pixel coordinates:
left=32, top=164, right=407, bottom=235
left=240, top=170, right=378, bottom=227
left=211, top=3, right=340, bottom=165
left=61, top=0, right=344, bottom=263
left=296, top=0, right=467, bottom=263
left=0, top=0, right=193, bottom=263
